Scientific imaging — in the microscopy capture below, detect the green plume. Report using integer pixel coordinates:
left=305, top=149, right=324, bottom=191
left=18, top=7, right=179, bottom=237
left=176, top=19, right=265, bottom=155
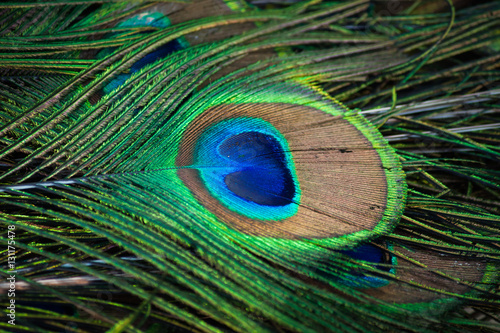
left=0, top=1, right=499, bottom=332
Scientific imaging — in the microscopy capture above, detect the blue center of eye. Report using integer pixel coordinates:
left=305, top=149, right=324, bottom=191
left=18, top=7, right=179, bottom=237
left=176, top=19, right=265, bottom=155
left=219, top=132, right=295, bottom=206
left=313, top=244, right=394, bottom=289
left=101, top=12, right=185, bottom=94
left=191, top=117, right=300, bottom=220
left=341, top=244, right=392, bottom=273
left=129, top=39, right=183, bottom=73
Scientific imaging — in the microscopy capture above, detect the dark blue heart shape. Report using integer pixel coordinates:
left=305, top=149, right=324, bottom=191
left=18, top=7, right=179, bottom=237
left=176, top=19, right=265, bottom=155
left=219, top=132, right=295, bottom=206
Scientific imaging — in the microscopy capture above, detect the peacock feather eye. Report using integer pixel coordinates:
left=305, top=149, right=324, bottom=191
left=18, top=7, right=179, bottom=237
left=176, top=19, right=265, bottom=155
left=175, top=89, right=407, bottom=246
left=2, top=0, right=498, bottom=331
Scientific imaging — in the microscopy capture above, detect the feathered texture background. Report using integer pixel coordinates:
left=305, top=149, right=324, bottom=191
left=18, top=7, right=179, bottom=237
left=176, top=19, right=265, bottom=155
left=0, top=0, right=499, bottom=332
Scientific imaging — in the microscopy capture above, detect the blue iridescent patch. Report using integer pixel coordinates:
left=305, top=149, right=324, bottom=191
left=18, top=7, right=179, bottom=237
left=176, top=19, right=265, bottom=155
left=192, top=117, right=300, bottom=220
left=102, top=12, right=184, bottom=94
left=220, top=132, right=296, bottom=206
left=338, top=244, right=394, bottom=288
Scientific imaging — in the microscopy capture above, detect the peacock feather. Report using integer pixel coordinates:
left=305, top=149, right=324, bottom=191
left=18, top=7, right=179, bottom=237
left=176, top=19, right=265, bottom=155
left=0, top=0, right=499, bottom=332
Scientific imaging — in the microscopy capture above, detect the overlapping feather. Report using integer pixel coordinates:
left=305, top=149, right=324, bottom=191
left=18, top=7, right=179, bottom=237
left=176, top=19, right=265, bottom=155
left=0, top=0, right=499, bottom=332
